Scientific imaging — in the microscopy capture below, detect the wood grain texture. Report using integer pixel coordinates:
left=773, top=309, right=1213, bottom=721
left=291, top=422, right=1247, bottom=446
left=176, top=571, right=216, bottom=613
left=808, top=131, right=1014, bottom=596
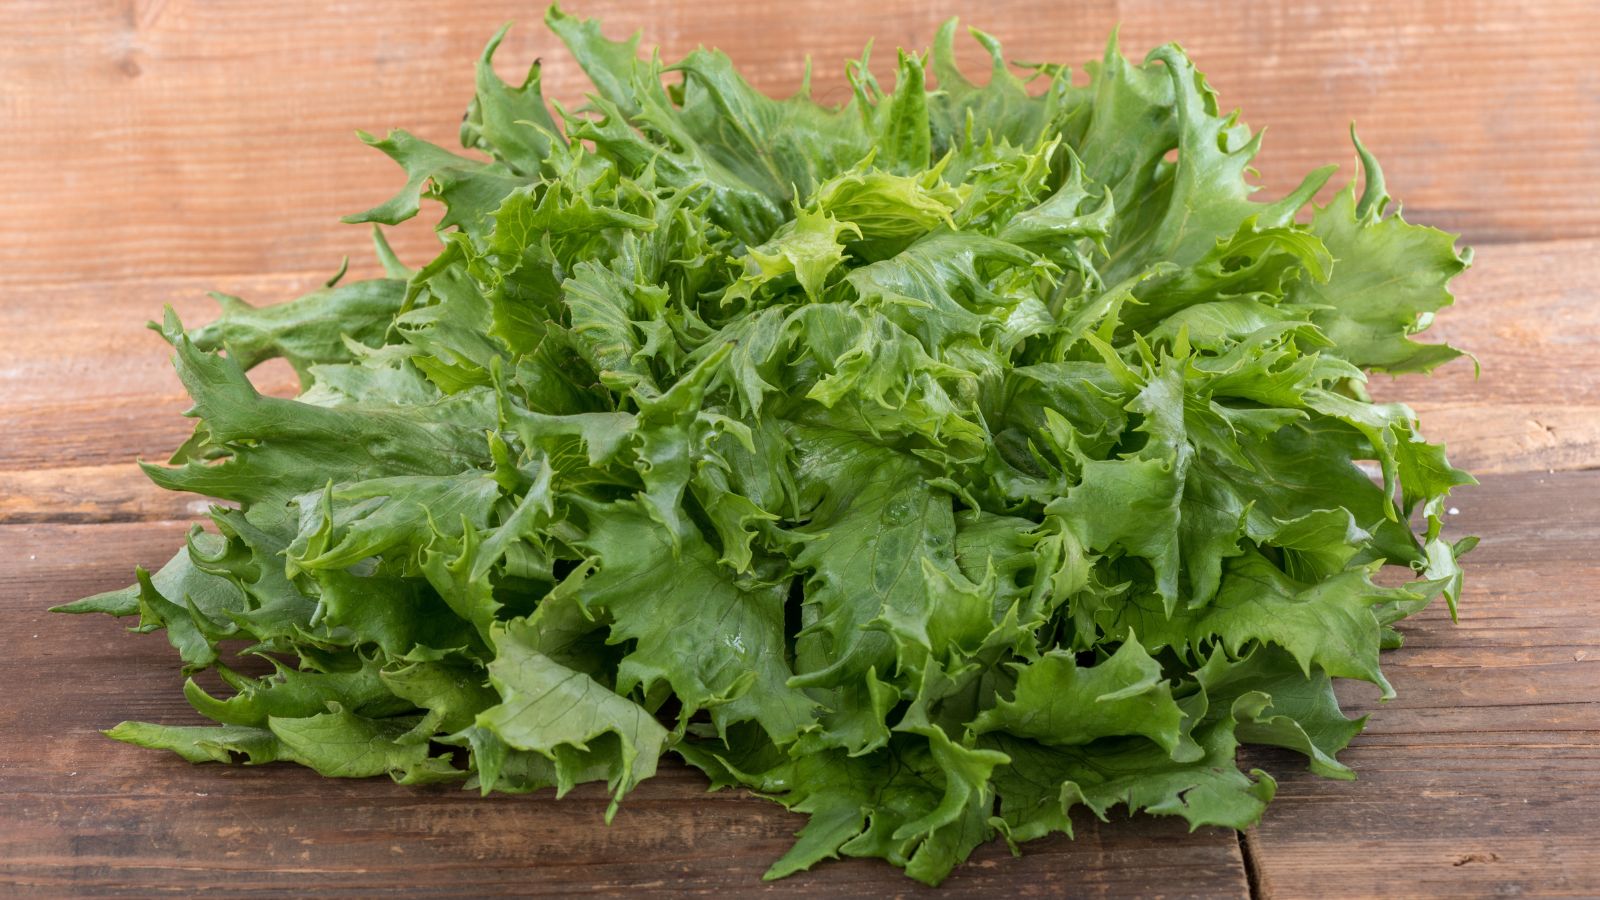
left=2, top=473, right=1590, bottom=896
left=1365, top=237, right=1600, bottom=476
left=1, top=0, right=1597, bottom=289
left=4, top=0, right=1598, bottom=895
left=1243, top=470, right=1600, bottom=898
left=0, top=465, right=207, bottom=524
left=0, top=522, right=1250, bottom=898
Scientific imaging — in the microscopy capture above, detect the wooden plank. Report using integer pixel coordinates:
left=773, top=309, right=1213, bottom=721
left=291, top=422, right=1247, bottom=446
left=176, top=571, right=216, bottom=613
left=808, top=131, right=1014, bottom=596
left=6, top=3, right=1595, bottom=894
left=0, top=394, right=197, bottom=471
left=1367, top=238, right=1600, bottom=476
left=0, top=270, right=306, bottom=482
left=0, top=522, right=1250, bottom=896
left=1, top=0, right=1595, bottom=290
left=0, top=464, right=205, bottom=524
left=3, top=238, right=1595, bottom=532
left=1243, top=469, right=1600, bottom=898
left=2, top=474, right=1590, bottom=895
left=0, top=269, right=313, bottom=409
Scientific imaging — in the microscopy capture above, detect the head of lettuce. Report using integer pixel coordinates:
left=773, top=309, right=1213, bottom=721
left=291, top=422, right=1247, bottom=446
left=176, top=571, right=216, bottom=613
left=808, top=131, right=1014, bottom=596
left=58, top=8, right=1473, bottom=886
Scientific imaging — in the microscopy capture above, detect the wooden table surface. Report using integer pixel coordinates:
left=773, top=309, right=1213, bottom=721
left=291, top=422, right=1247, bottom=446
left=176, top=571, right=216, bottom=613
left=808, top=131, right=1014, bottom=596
left=3, top=1, right=1598, bottom=896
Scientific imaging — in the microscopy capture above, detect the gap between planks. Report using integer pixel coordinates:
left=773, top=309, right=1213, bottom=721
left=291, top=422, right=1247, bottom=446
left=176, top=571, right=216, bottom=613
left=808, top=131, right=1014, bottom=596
left=1239, top=829, right=1268, bottom=900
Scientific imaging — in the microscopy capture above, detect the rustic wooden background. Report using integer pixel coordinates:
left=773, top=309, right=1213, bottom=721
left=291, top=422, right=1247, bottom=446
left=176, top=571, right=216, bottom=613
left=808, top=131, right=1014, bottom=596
left=3, top=1, right=1598, bottom=896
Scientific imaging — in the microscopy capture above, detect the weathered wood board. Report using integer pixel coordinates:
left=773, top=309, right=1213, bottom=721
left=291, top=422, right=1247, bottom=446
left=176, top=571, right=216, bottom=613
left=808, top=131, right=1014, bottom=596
left=3, top=1, right=1596, bottom=895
